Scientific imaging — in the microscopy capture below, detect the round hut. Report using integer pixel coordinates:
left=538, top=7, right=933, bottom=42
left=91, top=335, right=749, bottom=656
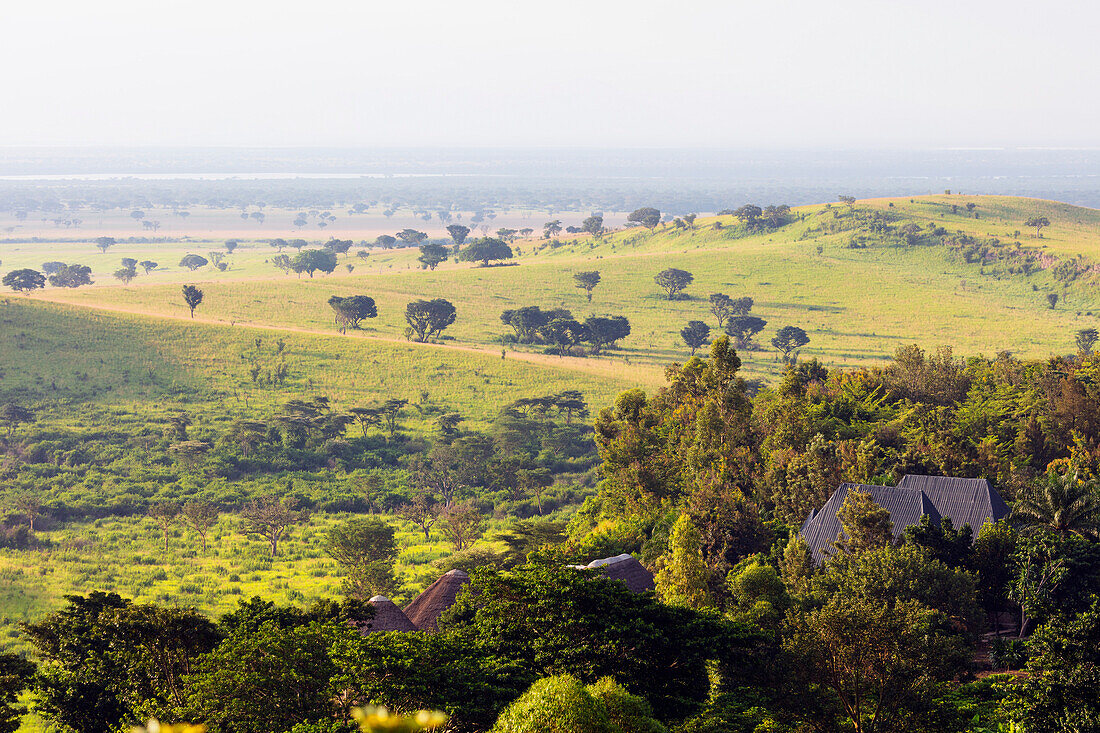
left=360, top=595, right=417, bottom=633
left=403, top=569, right=470, bottom=631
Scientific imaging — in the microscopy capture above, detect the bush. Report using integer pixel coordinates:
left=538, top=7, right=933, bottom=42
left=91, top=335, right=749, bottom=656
left=492, top=675, right=612, bottom=733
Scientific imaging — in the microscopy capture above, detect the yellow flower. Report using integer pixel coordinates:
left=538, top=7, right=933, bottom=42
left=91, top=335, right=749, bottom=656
left=352, top=706, right=448, bottom=731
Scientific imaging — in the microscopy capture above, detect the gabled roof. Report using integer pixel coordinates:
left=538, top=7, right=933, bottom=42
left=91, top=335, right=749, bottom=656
left=800, top=483, right=937, bottom=563
left=403, top=569, right=470, bottom=631
left=896, top=474, right=1010, bottom=532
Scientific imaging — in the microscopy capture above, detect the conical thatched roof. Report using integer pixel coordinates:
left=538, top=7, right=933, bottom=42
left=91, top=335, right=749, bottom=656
left=585, top=553, right=655, bottom=594
left=404, top=569, right=470, bottom=631
left=359, top=595, right=417, bottom=633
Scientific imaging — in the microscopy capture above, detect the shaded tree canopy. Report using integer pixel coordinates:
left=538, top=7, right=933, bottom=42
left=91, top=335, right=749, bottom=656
left=405, top=298, right=457, bottom=342
left=3, top=269, right=45, bottom=293
left=627, top=207, right=661, bottom=229
left=179, top=254, right=209, bottom=271
left=291, top=249, right=338, bottom=278
left=459, top=237, right=513, bottom=267
left=654, top=268, right=694, bottom=300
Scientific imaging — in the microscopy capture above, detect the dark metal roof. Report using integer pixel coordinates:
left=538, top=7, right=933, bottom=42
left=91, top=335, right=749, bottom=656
left=799, top=475, right=1011, bottom=564
left=800, top=483, right=936, bottom=563
left=896, top=474, right=1010, bottom=532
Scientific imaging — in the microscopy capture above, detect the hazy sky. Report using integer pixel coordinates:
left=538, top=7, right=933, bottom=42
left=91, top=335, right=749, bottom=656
left=3, top=0, right=1098, bottom=148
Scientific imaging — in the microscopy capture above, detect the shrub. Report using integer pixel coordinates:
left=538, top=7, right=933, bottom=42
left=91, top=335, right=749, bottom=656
left=492, top=675, right=612, bottom=733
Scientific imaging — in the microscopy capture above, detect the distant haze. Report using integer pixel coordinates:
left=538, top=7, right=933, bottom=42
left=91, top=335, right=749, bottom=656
left=3, top=0, right=1099, bottom=149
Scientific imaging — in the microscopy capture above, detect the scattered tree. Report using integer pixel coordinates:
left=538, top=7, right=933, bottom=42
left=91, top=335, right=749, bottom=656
left=1047, top=292, right=1059, bottom=309
left=459, top=237, right=513, bottom=267
left=328, top=295, right=378, bottom=333
left=680, top=321, right=711, bottom=355
left=139, top=260, right=158, bottom=275
left=291, top=249, right=338, bottom=278
left=94, top=236, right=116, bottom=253
left=405, top=299, right=457, bottom=342
left=417, top=242, right=450, bottom=270
left=47, top=264, right=93, bottom=288
left=772, top=325, right=810, bottom=364
left=148, top=502, right=181, bottom=551
left=1076, top=328, right=1099, bottom=355
left=181, top=501, right=219, bottom=553
left=581, top=215, right=604, bottom=236
left=179, top=254, right=209, bottom=271
left=725, top=314, right=767, bottom=349
left=113, top=267, right=136, bottom=285
left=446, top=224, right=471, bottom=252
left=240, top=498, right=307, bottom=557
left=2, top=269, right=45, bottom=293
left=627, top=207, right=661, bottom=230
left=326, top=517, right=398, bottom=598
left=1026, top=215, right=1050, bottom=238
left=573, top=271, right=601, bottom=302
left=181, top=284, right=204, bottom=318
left=654, top=268, right=693, bottom=300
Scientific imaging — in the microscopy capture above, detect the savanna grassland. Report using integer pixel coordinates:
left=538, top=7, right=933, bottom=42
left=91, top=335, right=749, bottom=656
left=2, top=193, right=1100, bottom=701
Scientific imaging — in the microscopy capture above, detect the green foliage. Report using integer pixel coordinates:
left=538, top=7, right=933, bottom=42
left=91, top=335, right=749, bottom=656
left=292, top=249, right=339, bottom=278
left=459, top=237, right=513, bottom=267
left=491, top=674, right=613, bottom=733
left=835, top=488, right=893, bottom=554
left=445, top=562, right=730, bottom=721
left=405, top=299, right=457, bottom=342
left=655, top=514, right=710, bottom=609
left=654, top=268, right=693, bottom=300
left=326, top=517, right=399, bottom=598
left=2, top=269, right=45, bottom=293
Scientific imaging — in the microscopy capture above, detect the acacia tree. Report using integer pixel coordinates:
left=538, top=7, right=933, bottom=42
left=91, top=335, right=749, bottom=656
left=543, top=220, right=563, bottom=238
left=240, top=498, right=307, bottom=557
left=181, top=501, right=219, bottom=553
left=541, top=318, right=589, bottom=357
left=148, top=502, right=181, bottom=552
left=113, top=267, right=136, bottom=285
left=1076, top=328, right=1099, bottom=355
left=1025, top=216, right=1050, bottom=237
left=94, top=236, right=116, bottom=253
left=328, top=295, right=377, bottom=333
left=440, top=500, right=484, bottom=551
left=47, top=264, right=93, bottom=288
left=584, top=316, right=630, bottom=355
left=772, top=326, right=810, bottom=364
left=627, top=207, right=661, bottom=230
left=680, top=321, right=711, bottom=355
left=179, top=254, right=208, bottom=271
left=326, top=517, right=398, bottom=598
left=395, top=229, right=428, bottom=247
left=182, top=285, right=204, bottom=318
left=405, top=298, right=456, bottom=342
left=573, top=271, right=601, bottom=302
left=459, top=237, right=513, bottom=267
left=2, top=269, right=45, bottom=294
left=291, top=249, right=337, bottom=278
left=654, top=268, right=693, bottom=300
left=10, top=492, right=43, bottom=532
left=446, top=224, right=471, bottom=252
left=139, top=260, right=158, bottom=275
left=581, top=215, right=604, bottom=236
left=397, top=493, right=440, bottom=541
left=417, top=242, right=450, bottom=270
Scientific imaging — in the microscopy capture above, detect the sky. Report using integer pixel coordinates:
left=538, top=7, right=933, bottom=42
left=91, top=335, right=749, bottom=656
left=2, top=0, right=1098, bottom=149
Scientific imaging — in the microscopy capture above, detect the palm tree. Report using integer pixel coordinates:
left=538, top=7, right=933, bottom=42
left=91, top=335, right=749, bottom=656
left=1012, top=471, right=1100, bottom=539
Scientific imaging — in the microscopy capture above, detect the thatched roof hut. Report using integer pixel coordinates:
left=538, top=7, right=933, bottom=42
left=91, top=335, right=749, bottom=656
left=585, top=554, right=655, bottom=593
left=360, top=595, right=417, bottom=633
left=404, top=569, right=470, bottom=631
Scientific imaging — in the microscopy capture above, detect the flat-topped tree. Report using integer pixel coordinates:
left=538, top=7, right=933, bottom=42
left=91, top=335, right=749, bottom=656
left=291, top=249, right=337, bottom=278
left=405, top=298, right=456, bottom=342
left=417, top=242, right=449, bottom=270
left=41, top=262, right=64, bottom=275
left=627, top=207, right=661, bottom=230
left=3, top=269, right=45, bottom=294
left=94, top=236, right=115, bottom=253
left=395, top=229, right=428, bottom=247
left=543, top=220, right=563, bottom=238
left=139, top=260, right=157, bottom=274
left=541, top=317, right=589, bottom=357
left=725, top=315, right=767, bottom=349
left=374, top=234, right=396, bottom=249
left=113, top=267, right=136, bottom=285
left=1026, top=216, right=1050, bottom=238
left=148, top=501, right=181, bottom=551
left=47, top=264, right=92, bottom=288
left=182, top=284, right=203, bottom=318
left=324, top=238, right=353, bottom=257
left=179, top=254, right=208, bottom=271
left=584, top=315, right=630, bottom=355
left=328, top=295, right=377, bottom=333
left=654, top=268, right=693, bottom=299
left=1077, top=328, right=1099, bottom=355
left=446, top=224, right=470, bottom=252
left=681, top=321, right=711, bottom=355
left=459, top=237, right=513, bottom=267
left=241, top=497, right=307, bottom=557
left=574, top=271, right=601, bottom=302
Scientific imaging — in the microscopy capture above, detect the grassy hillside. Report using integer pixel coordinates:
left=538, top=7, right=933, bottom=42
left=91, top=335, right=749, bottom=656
left=15, top=195, right=1100, bottom=384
